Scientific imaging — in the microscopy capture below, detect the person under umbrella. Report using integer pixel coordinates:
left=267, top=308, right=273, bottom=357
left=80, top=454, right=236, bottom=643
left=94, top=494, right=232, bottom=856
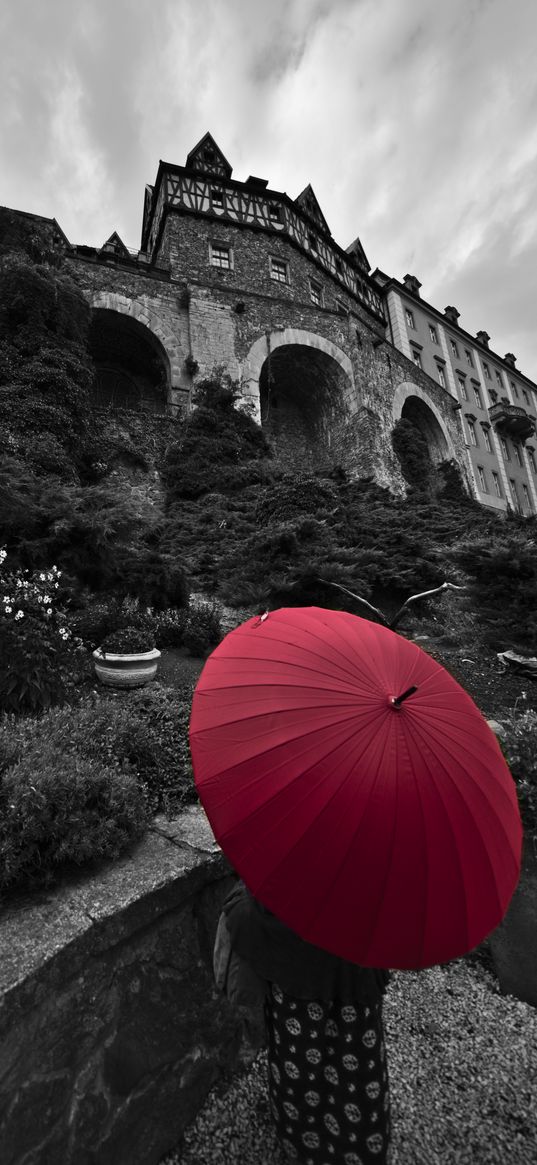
left=191, top=607, right=522, bottom=1165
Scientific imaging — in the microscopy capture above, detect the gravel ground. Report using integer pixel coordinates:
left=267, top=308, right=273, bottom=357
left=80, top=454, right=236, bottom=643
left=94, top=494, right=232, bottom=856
left=160, top=959, right=537, bottom=1165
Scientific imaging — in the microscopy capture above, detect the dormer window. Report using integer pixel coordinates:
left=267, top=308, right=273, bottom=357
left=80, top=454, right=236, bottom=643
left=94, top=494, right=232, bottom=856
left=268, top=204, right=281, bottom=222
left=308, top=232, right=318, bottom=253
left=211, top=188, right=224, bottom=209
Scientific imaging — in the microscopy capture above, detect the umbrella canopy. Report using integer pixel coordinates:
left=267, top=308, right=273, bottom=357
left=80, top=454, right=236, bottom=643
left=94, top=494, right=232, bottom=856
left=190, top=607, right=522, bottom=970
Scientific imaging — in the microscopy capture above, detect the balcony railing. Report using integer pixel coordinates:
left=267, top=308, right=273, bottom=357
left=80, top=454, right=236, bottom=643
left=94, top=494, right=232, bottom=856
left=488, top=402, right=535, bottom=441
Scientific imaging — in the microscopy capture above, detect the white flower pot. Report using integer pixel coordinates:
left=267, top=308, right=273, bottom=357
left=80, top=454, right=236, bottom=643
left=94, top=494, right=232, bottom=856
left=93, top=647, right=161, bottom=689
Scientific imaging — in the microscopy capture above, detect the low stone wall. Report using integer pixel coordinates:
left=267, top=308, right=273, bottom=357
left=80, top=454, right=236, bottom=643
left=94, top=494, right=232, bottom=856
left=0, top=808, right=255, bottom=1165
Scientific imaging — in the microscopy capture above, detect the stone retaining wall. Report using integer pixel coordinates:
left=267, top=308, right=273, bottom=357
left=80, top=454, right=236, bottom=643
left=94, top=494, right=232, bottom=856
left=0, top=808, right=255, bottom=1165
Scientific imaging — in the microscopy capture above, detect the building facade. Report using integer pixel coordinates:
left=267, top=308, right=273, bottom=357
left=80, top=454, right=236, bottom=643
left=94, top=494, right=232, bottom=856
left=4, top=132, right=536, bottom=511
left=373, top=271, right=537, bottom=515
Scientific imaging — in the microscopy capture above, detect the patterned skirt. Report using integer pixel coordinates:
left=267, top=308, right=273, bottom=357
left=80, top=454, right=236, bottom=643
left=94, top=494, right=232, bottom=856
left=265, top=982, right=391, bottom=1165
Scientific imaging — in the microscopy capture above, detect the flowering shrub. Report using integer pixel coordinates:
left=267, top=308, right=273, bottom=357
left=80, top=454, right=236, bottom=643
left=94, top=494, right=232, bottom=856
left=0, top=548, right=89, bottom=714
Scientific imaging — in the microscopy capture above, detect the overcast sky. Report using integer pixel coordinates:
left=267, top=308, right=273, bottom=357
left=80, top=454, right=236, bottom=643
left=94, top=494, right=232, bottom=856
left=2, top=0, right=536, bottom=378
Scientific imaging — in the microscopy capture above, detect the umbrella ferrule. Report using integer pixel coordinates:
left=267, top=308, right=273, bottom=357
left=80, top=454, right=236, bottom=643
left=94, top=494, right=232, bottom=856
left=391, top=685, right=418, bottom=707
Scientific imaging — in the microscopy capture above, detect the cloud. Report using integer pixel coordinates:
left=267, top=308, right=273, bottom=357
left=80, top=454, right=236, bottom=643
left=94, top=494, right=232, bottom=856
left=1, top=0, right=536, bottom=377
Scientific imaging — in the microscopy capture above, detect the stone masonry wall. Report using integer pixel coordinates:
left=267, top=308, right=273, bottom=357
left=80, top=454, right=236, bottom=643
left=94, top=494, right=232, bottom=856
left=66, top=218, right=471, bottom=497
left=0, top=809, right=258, bottom=1165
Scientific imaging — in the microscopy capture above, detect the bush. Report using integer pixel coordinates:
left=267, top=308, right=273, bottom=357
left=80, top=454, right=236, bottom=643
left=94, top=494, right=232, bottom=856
left=0, top=752, right=149, bottom=894
left=161, top=370, right=272, bottom=502
left=497, top=710, right=537, bottom=845
left=0, top=682, right=197, bottom=825
left=183, top=597, right=224, bottom=656
left=452, top=534, right=537, bottom=651
left=99, top=626, right=156, bottom=654
left=69, top=596, right=189, bottom=651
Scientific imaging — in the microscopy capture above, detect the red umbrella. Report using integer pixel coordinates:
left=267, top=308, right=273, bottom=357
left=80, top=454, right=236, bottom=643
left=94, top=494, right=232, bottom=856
left=190, top=607, right=522, bottom=970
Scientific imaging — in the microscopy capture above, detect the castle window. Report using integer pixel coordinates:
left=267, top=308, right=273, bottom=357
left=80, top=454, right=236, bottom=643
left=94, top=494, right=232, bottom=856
left=429, top=324, right=438, bottom=343
left=522, top=388, right=530, bottom=406
left=405, top=309, right=415, bottom=328
left=465, top=349, right=474, bottom=366
left=450, top=339, right=459, bottom=357
left=482, top=427, right=492, bottom=453
left=473, top=386, right=482, bottom=409
left=437, top=364, right=446, bottom=387
left=477, top=466, right=488, bottom=492
left=510, top=380, right=519, bottom=399
left=514, top=443, right=523, bottom=466
left=457, top=376, right=468, bottom=400
left=500, top=437, right=510, bottom=460
left=495, top=370, right=503, bottom=388
left=467, top=419, right=478, bottom=446
left=523, top=484, right=532, bottom=512
left=270, top=256, right=289, bottom=284
left=411, top=349, right=422, bottom=368
left=211, top=188, right=224, bottom=209
left=492, top=471, right=502, bottom=497
left=210, top=243, right=232, bottom=269
left=268, top=204, right=281, bottom=222
left=310, top=280, right=323, bottom=306
left=482, top=361, right=491, bottom=379
left=308, top=232, right=318, bottom=253
left=335, top=257, right=343, bottom=274
left=528, top=449, right=537, bottom=473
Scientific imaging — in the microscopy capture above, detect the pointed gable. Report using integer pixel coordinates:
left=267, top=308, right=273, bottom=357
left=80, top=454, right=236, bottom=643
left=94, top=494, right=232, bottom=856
left=345, top=236, right=370, bottom=273
left=186, top=132, right=233, bottom=178
left=294, top=184, right=330, bottom=235
left=98, top=232, right=131, bottom=259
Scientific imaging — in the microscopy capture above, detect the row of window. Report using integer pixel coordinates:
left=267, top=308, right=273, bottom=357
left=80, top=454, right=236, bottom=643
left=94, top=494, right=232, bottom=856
left=210, top=244, right=333, bottom=307
left=465, top=420, right=537, bottom=472
left=475, top=464, right=533, bottom=510
left=405, top=308, right=532, bottom=406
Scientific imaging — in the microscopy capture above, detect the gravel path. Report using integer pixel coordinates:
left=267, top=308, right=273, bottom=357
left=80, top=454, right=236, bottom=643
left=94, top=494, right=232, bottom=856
left=160, top=958, right=537, bottom=1165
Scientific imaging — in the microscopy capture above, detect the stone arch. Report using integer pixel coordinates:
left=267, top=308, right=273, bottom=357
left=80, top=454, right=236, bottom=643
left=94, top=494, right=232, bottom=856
left=241, top=329, right=355, bottom=472
left=89, top=291, right=177, bottom=401
left=89, top=307, right=171, bottom=414
left=241, top=328, right=355, bottom=420
left=392, top=382, right=456, bottom=464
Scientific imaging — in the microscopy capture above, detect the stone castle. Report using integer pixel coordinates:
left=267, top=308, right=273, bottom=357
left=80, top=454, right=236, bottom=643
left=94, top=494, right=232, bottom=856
left=8, top=132, right=537, bottom=510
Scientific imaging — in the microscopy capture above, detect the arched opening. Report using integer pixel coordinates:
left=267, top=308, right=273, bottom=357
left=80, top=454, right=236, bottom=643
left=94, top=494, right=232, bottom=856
left=259, top=343, right=351, bottom=471
left=400, top=394, right=450, bottom=464
left=89, top=309, right=170, bottom=413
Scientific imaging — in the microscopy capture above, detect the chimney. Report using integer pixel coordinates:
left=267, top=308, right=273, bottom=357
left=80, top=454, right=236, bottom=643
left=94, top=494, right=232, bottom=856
left=444, top=305, right=460, bottom=325
left=403, top=274, right=421, bottom=297
left=476, top=330, right=490, bottom=349
left=504, top=352, right=516, bottom=368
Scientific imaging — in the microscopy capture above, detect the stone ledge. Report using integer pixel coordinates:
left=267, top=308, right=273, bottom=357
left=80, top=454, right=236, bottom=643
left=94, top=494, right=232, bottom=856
left=0, top=808, right=252, bottom=1165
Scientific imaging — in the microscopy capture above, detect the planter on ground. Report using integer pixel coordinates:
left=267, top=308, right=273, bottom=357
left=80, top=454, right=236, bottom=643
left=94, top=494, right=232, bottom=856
left=93, top=646, right=161, bottom=688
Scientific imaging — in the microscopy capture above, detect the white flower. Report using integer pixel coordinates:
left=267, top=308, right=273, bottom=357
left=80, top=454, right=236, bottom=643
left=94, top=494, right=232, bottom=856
left=43, top=595, right=51, bottom=604
left=39, top=573, right=46, bottom=581
left=5, top=605, right=12, bottom=614
left=45, top=608, right=53, bottom=617
left=15, top=610, right=24, bottom=620
left=3, top=596, right=10, bottom=604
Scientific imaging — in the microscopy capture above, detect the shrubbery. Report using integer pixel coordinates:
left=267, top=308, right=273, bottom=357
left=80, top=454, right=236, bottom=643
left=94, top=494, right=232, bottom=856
left=161, top=371, right=273, bottom=502
left=183, top=597, right=223, bottom=656
left=497, top=710, right=537, bottom=845
left=0, top=748, right=149, bottom=894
